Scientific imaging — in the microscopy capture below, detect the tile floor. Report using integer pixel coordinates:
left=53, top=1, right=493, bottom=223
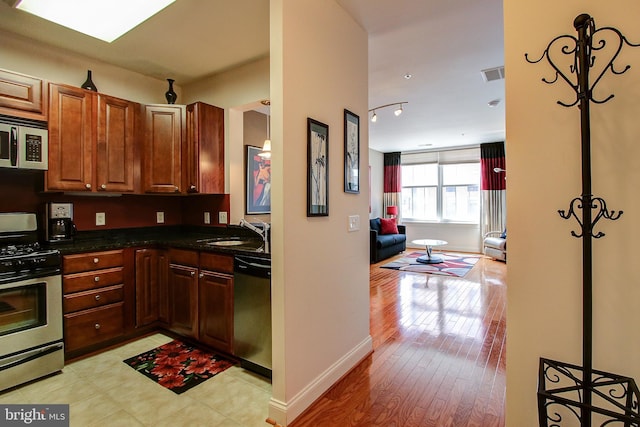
left=0, top=334, right=272, bottom=426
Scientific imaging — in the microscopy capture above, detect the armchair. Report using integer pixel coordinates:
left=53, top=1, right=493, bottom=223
left=483, top=230, right=506, bottom=261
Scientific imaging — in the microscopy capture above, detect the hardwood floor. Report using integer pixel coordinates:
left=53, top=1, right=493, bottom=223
left=290, top=253, right=507, bottom=427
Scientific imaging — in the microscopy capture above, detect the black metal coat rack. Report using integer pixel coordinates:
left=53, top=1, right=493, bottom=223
left=526, top=13, right=640, bottom=426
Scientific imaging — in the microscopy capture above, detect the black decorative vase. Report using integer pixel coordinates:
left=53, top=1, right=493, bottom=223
left=165, top=79, right=177, bottom=104
left=81, top=70, right=98, bottom=92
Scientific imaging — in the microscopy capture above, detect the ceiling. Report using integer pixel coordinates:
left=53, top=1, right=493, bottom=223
left=0, top=0, right=504, bottom=154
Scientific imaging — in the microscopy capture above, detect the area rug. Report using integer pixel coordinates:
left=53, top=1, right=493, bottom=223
left=123, top=339, right=235, bottom=394
left=380, top=252, right=480, bottom=278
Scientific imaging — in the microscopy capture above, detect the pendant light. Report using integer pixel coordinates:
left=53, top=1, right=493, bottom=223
left=258, top=112, right=271, bottom=159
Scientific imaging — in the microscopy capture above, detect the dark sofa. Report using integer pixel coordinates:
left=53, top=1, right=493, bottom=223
left=370, top=218, right=406, bottom=263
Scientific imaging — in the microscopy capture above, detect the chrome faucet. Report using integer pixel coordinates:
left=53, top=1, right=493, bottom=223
left=239, top=219, right=270, bottom=250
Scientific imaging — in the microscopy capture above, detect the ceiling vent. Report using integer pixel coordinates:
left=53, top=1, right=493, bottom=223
left=481, top=66, right=505, bottom=82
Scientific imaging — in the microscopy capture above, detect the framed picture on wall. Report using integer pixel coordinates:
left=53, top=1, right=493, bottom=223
left=245, top=145, right=271, bottom=214
left=344, top=109, right=360, bottom=194
left=307, top=118, right=329, bottom=217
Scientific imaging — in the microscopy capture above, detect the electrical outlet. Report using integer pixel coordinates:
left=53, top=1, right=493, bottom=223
left=348, top=215, right=360, bottom=232
left=96, top=212, right=106, bottom=226
left=204, top=212, right=211, bottom=224
left=218, top=211, right=228, bottom=224
left=156, top=212, right=165, bottom=224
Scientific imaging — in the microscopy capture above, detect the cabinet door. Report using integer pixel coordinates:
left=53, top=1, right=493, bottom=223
left=0, top=68, right=47, bottom=121
left=185, top=102, right=224, bottom=194
left=198, top=270, right=233, bottom=353
left=135, top=249, right=159, bottom=326
left=143, top=105, right=183, bottom=193
left=47, top=84, right=94, bottom=191
left=168, top=263, right=198, bottom=338
left=97, top=94, right=138, bottom=192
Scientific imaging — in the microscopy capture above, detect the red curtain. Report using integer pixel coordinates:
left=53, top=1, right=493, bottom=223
left=383, top=152, right=402, bottom=220
left=383, top=152, right=402, bottom=193
left=481, top=142, right=506, bottom=191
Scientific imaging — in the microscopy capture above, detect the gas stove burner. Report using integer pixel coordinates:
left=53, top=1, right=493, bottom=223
left=0, top=213, right=60, bottom=279
left=0, top=242, right=41, bottom=257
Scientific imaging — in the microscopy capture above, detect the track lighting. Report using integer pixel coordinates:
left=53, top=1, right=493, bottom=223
left=368, top=102, right=407, bottom=122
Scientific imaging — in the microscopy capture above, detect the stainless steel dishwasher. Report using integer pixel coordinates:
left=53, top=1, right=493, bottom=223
left=233, top=255, right=271, bottom=379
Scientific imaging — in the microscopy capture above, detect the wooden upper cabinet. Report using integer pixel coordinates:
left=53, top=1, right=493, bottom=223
left=96, top=94, right=138, bottom=193
left=46, top=84, right=139, bottom=193
left=0, top=68, right=47, bottom=121
left=185, top=102, right=225, bottom=194
left=46, top=83, right=94, bottom=191
left=143, top=105, right=184, bottom=193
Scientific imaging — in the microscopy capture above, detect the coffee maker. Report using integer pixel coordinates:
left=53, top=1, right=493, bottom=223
left=44, top=202, right=76, bottom=243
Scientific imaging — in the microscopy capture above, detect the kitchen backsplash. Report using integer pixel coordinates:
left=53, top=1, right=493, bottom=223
left=0, top=169, right=230, bottom=230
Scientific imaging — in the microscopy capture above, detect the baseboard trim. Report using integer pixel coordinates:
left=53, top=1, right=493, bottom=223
left=267, top=334, right=373, bottom=426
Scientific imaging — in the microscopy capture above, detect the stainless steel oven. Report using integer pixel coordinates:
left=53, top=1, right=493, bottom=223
left=0, top=213, right=63, bottom=392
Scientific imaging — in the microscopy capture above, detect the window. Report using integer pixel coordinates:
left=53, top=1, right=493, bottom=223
left=401, top=154, right=480, bottom=223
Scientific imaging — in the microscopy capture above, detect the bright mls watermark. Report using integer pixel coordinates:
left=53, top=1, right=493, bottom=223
left=1, top=405, right=69, bottom=426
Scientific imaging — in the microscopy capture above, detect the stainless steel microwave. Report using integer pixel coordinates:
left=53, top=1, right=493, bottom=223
left=0, top=120, right=48, bottom=170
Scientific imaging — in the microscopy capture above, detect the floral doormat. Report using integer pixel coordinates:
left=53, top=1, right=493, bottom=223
left=123, top=340, right=235, bottom=394
left=380, top=252, right=480, bottom=277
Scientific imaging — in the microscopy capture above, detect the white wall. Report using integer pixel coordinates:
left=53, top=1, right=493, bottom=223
left=368, top=148, right=384, bottom=219
left=0, top=30, right=171, bottom=104
left=269, top=0, right=371, bottom=424
left=506, top=2, right=640, bottom=425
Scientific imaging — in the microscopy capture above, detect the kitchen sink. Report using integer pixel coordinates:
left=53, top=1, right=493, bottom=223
left=196, top=237, right=262, bottom=249
left=208, top=240, right=247, bottom=246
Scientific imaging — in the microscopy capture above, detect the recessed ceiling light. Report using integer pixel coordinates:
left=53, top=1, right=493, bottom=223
left=15, top=0, right=176, bottom=43
left=403, top=73, right=413, bottom=80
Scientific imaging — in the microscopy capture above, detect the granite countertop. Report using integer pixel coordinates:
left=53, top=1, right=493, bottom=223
left=45, top=225, right=270, bottom=259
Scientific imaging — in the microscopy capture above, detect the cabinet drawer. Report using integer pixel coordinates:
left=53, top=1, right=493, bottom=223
left=63, top=284, right=124, bottom=313
left=63, top=267, right=123, bottom=294
left=200, top=252, right=233, bottom=274
left=169, top=248, right=198, bottom=267
left=64, top=302, right=124, bottom=352
left=63, top=250, right=124, bottom=274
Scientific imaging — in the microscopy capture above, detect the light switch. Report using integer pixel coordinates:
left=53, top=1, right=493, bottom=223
left=348, top=215, right=360, bottom=232
left=156, top=212, right=165, bottom=224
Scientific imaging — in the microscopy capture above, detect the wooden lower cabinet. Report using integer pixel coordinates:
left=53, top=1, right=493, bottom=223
left=165, top=249, right=234, bottom=354
left=62, top=249, right=132, bottom=358
left=168, top=263, right=199, bottom=338
left=198, top=270, right=233, bottom=353
left=134, top=248, right=168, bottom=326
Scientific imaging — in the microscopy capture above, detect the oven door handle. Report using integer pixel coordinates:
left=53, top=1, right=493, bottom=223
left=0, top=341, right=63, bottom=372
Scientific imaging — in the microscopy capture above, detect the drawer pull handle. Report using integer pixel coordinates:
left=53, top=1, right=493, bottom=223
left=94, top=276, right=100, bottom=282
left=199, top=273, right=204, bottom=279
left=95, top=294, right=101, bottom=301
left=93, top=258, right=99, bottom=264
left=101, top=184, right=106, bottom=190
left=86, top=183, right=91, bottom=190
left=94, top=323, right=101, bottom=330
left=190, top=271, right=196, bottom=277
